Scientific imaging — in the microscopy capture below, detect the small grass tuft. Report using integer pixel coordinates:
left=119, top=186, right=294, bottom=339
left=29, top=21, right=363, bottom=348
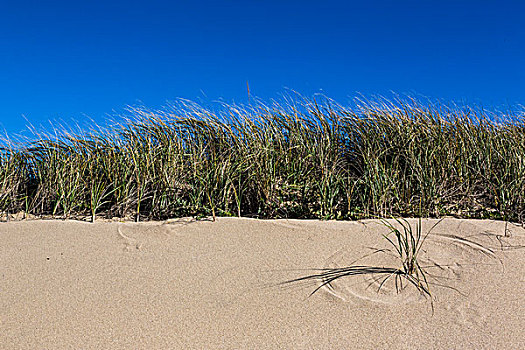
left=281, top=218, right=442, bottom=311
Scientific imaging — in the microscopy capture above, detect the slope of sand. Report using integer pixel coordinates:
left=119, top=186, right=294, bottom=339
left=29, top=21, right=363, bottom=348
left=1, top=217, right=525, bottom=349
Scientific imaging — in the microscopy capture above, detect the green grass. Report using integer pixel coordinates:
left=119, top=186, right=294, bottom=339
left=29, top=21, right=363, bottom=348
left=280, top=218, right=447, bottom=312
left=1, top=94, right=524, bottom=222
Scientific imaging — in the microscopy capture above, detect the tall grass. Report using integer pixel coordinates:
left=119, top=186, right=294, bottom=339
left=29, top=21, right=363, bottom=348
left=1, top=95, right=524, bottom=222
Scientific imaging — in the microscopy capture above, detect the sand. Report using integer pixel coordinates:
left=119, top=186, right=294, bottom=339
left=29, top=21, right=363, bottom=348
left=1, top=217, right=525, bottom=349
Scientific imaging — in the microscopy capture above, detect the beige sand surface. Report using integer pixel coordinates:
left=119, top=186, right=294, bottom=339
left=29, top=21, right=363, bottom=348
left=1, top=217, right=525, bottom=349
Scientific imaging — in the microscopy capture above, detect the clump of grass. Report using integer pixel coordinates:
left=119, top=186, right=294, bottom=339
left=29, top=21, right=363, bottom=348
left=0, top=93, right=524, bottom=222
left=377, top=218, right=438, bottom=295
left=281, top=218, right=438, bottom=306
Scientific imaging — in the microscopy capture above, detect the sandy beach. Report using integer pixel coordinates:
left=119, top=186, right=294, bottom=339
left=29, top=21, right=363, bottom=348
left=1, top=217, right=525, bottom=349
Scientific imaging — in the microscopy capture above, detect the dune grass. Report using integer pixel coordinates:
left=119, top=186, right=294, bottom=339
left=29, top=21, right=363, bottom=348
left=280, top=218, right=438, bottom=303
left=0, top=94, right=524, bottom=223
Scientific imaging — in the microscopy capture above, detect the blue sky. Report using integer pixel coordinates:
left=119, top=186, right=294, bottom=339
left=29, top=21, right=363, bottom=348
left=1, top=0, right=524, bottom=135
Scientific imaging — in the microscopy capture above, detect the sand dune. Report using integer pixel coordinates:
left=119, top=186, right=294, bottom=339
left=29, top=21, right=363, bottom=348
left=2, top=218, right=525, bottom=349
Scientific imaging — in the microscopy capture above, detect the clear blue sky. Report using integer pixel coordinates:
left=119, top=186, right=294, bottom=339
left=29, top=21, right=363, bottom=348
left=1, top=0, right=524, bottom=135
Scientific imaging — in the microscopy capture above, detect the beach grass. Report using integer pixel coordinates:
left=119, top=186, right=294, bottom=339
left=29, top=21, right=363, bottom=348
left=1, top=94, right=524, bottom=223
left=280, top=218, right=438, bottom=306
